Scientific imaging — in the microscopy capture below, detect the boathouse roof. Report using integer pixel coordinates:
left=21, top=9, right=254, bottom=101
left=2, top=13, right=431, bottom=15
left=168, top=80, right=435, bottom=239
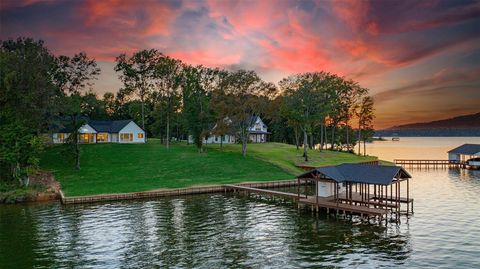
left=448, top=144, right=480, bottom=155
left=297, top=163, right=411, bottom=185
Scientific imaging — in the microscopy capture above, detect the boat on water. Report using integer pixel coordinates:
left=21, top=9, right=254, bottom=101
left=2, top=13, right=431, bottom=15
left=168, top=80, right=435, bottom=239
left=392, top=133, right=400, bottom=141
left=467, top=157, right=480, bottom=169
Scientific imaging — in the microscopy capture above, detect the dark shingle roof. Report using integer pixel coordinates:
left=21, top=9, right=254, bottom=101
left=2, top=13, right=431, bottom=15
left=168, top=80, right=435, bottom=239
left=298, top=163, right=411, bottom=185
left=88, top=120, right=134, bottom=133
left=448, top=144, right=480, bottom=155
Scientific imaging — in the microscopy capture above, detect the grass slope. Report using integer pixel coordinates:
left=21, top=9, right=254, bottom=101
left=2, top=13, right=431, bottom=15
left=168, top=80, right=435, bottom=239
left=209, top=142, right=378, bottom=175
left=40, top=140, right=293, bottom=196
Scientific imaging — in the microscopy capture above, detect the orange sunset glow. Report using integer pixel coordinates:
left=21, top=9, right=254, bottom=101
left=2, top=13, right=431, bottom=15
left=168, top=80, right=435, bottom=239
left=1, top=0, right=479, bottom=129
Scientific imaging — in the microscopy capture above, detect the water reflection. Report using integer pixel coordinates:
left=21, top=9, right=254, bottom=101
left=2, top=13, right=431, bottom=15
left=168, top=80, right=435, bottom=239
left=1, top=193, right=414, bottom=268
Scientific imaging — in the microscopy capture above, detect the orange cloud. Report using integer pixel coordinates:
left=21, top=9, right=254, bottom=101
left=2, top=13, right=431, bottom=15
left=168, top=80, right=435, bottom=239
left=82, top=0, right=174, bottom=36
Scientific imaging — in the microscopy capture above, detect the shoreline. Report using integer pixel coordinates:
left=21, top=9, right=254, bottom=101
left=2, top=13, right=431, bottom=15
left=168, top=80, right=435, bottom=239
left=59, top=179, right=299, bottom=205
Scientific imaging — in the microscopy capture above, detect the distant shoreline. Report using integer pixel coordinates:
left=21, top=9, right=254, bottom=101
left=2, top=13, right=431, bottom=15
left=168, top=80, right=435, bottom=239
left=375, top=129, right=480, bottom=137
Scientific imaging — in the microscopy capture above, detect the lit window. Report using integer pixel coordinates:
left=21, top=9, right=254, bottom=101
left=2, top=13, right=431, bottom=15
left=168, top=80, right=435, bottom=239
left=79, top=133, right=92, bottom=143
left=58, top=133, right=65, bottom=143
left=120, top=133, right=133, bottom=141
left=97, top=133, right=109, bottom=142
left=138, top=133, right=144, bottom=139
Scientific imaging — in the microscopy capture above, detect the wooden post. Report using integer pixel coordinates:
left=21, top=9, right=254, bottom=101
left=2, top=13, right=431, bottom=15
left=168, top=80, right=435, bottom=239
left=367, top=184, right=370, bottom=208
left=407, top=178, right=410, bottom=215
left=297, top=178, right=300, bottom=200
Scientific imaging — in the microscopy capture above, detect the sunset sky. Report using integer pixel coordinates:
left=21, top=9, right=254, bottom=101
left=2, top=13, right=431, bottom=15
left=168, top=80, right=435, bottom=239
left=1, top=0, right=479, bottom=129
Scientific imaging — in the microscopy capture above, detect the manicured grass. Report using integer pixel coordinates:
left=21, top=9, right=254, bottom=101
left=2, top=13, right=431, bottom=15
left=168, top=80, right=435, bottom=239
left=40, top=140, right=380, bottom=197
left=40, top=140, right=293, bottom=197
left=206, top=142, right=379, bottom=175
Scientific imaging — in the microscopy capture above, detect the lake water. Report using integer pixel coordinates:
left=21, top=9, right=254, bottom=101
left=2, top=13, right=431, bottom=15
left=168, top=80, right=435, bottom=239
left=1, top=137, right=480, bottom=268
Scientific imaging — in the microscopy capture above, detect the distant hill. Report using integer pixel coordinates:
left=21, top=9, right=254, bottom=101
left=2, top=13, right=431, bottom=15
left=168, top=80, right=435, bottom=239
left=376, top=112, right=480, bottom=137
left=389, top=112, right=480, bottom=129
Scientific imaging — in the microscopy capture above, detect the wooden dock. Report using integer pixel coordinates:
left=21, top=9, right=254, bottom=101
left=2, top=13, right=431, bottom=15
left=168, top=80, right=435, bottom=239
left=298, top=196, right=389, bottom=216
left=60, top=180, right=298, bottom=204
left=224, top=184, right=299, bottom=199
left=394, top=159, right=464, bottom=168
left=224, top=184, right=412, bottom=219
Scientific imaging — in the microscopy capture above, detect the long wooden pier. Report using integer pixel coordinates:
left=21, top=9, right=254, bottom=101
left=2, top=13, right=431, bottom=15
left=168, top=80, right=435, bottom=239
left=224, top=184, right=298, bottom=199
left=394, top=159, right=464, bottom=168
left=60, top=180, right=299, bottom=204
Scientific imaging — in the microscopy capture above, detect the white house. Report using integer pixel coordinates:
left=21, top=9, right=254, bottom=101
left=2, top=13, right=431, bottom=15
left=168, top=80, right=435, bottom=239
left=189, top=115, right=270, bottom=144
left=52, top=120, right=145, bottom=144
left=248, top=116, right=269, bottom=143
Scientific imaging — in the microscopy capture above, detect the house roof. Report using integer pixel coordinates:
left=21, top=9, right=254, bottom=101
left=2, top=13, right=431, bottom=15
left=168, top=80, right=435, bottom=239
left=298, top=163, right=411, bottom=185
left=447, top=144, right=480, bottom=155
left=88, top=120, right=134, bottom=133
left=51, top=118, right=141, bottom=133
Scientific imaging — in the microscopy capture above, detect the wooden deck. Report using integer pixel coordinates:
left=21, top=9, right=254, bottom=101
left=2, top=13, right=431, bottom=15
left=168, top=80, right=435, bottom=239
left=337, top=191, right=413, bottom=204
left=371, top=194, right=413, bottom=203
left=298, top=196, right=389, bottom=216
left=225, top=185, right=391, bottom=217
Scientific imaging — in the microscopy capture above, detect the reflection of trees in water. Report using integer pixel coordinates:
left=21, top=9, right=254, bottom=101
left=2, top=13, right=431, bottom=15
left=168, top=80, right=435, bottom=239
left=2, top=193, right=413, bottom=267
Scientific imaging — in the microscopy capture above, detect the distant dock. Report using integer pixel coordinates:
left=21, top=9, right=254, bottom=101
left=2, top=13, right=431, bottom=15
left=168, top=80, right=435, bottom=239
left=394, top=159, right=464, bottom=168
left=395, top=143, right=480, bottom=169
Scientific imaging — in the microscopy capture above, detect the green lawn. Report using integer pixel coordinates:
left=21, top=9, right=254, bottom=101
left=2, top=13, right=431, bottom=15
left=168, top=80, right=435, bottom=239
left=40, top=140, right=293, bottom=197
left=40, top=140, right=379, bottom=197
left=207, top=142, right=378, bottom=175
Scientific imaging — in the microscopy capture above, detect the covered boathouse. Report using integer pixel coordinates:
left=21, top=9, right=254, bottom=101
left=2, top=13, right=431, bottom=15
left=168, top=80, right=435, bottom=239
left=448, top=144, right=480, bottom=168
left=296, top=163, right=413, bottom=222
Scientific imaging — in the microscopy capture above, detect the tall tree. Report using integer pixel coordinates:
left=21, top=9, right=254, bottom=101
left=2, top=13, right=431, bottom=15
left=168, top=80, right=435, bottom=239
left=222, top=70, right=276, bottom=157
left=153, top=56, right=182, bottom=149
left=181, top=65, right=216, bottom=153
left=280, top=72, right=333, bottom=161
left=210, top=70, right=231, bottom=151
left=0, top=38, right=58, bottom=183
left=356, top=96, right=375, bottom=156
left=115, top=49, right=159, bottom=131
left=55, top=52, right=100, bottom=170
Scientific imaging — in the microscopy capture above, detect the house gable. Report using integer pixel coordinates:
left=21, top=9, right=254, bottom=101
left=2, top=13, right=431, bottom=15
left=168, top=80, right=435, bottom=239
left=118, top=121, right=145, bottom=143
left=79, top=124, right=97, bottom=134
left=249, top=116, right=267, bottom=132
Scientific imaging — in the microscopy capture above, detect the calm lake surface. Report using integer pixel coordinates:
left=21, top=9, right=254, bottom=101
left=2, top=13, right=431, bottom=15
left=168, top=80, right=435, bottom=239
left=1, top=137, right=480, bottom=268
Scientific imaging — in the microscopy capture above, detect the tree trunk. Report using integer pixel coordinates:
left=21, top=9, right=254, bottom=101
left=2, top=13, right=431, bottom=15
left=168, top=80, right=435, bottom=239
left=364, top=139, right=366, bottom=156
left=357, top=123, right=362, bottom=155
left=73, top=115, right=80, bottom=170
left=141, top=96, right=145, bottom=131
left=309, top=133, right=313, bottom=150
left=331, top=125, right=335, bottom=150
left=220, top=135, right=224, bottom=151
left=345, top=120, right=349, bottom=151
left=294, top=126, right=299, bottom=150
left=303, top=128, right=308, bottom=162
left=241, top=126, right=247, bottom=157
left=242, top=137, right=247, bottom=157
left=324, top=124, right=328, bottom=151
left=166, top=113, right=170, bottom=149
left=75, top=140, right=80, bottom=170
left=319, top=123, right=324, bottom=152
